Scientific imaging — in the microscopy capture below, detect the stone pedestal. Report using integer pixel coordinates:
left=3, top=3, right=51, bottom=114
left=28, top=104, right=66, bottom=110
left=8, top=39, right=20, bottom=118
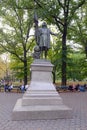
left=12, top=59, right=72, bottom=120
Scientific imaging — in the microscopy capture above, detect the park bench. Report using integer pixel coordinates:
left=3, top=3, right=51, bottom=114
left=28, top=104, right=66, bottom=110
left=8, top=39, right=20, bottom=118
left=0, top=85, right=4, bottom=92
left=11, top=86, right=21, bottom=93
left=0, top=85, right=22, bottom=93
left=56, top=85, right=69, bottom=93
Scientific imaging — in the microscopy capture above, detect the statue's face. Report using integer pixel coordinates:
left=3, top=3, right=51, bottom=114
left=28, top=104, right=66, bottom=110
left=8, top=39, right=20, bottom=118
left=42, top=22, right=47, bottom=28
left=42, top=25, right=46, bottom=28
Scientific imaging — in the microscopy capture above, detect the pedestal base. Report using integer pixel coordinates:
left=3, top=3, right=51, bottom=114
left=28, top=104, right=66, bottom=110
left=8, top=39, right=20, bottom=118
left=12, top=60, right=72, bottom=120
left=12, top=98, right=72, bottom=120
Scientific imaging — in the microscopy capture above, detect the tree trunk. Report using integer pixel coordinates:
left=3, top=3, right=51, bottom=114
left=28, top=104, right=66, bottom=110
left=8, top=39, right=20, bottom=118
left=23, top=50, right=27, bottom=85
left=85, top=46, right=87, bottom=58
left=52, top=70, right=56, bottom=84
left=24, top=60, right=27, bottom=85
left=61, top=18, right=68, bottom=86
left=61, top=0, right=69, bottom=86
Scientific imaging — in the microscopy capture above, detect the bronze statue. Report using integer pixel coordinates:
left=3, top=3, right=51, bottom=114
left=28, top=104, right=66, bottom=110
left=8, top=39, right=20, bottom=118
left=37, top=22, right=58, bottom=59
left=34, top=10, right=58, bottom=59
left=33, top=45, right=40, bottom=59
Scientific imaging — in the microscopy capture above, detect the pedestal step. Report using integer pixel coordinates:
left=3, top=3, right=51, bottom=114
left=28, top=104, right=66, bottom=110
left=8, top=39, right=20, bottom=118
left=12, top=99, right=72, bottom=120
left=22, top=96, right=63, bottom=106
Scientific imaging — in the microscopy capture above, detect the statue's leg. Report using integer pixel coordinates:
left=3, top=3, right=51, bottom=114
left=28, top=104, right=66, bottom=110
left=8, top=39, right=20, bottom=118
left=40, top=47, right=43, bottom=58
left=45, top=48, right=48, bottom=59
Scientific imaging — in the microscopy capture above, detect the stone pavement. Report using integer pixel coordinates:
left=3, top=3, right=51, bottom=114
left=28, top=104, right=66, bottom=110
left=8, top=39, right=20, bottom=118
left=0, top=91, right=87, bottom=130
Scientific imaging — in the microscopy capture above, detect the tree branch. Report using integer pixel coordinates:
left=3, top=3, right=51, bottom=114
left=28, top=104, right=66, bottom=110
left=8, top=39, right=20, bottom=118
left=13, top=8, right=24, bottom=45
left=57, top=0, right=64, bottom=9
left=34, top=0, right=43, bottom=8
left=69, top=0, right=85, bottom=23
left=26, top=39, right=34, bottom=52
left=0, top=43, right=24, bottom=62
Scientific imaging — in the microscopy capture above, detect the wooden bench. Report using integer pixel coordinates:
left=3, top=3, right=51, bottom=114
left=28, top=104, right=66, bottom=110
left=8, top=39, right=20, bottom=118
left=56, top=85, right=69, bottom=93
left=11, top=86, right=21, bottom=93
left=0, top=85, right=22, bottom=93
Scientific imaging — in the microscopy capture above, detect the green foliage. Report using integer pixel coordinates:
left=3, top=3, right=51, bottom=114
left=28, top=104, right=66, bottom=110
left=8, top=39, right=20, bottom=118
left=48, top=38, right=62, bottom=80
left=10, top=53, right=33, bottom=80
left=0, top=0, right=87, bottom=84
left=67, top=50, right=87, bottom=81
left=0, top=0, right=35, bottom=84
left=67, top=2, right=87, bottom=58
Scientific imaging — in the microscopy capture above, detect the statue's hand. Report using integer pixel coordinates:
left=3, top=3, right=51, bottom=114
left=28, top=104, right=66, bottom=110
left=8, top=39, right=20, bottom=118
left=54, top=33, right=58, bottom=36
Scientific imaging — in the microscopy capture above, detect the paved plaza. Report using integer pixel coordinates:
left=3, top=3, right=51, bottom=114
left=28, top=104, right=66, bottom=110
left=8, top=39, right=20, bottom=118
left=0, top=91, right=87, bottom=130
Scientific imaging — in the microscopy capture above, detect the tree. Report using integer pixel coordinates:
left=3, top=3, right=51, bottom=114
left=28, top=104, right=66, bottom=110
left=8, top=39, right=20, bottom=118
left=0, top=0, right=35, bottom=85
left=35, top=0, right=86, bottom=85
left=0, top=56, right=8, bottom=79
left=68, top=2, right=87, bottom=59
left=67, top=51, right=87, bottom=81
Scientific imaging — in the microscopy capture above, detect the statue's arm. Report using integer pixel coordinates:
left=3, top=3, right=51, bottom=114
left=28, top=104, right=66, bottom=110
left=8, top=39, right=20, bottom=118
left=50, top=30, right=58, bottom=36
left=37, top=29, right=41, bottom=45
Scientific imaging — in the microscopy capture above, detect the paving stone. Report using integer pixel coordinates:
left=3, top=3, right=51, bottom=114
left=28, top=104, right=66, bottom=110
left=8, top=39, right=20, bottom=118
left=0, top=92, right=87, bottom=130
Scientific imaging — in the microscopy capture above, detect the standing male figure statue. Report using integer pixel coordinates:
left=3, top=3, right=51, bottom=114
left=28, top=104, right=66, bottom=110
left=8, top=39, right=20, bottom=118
left=37, top=22, right=58, bottom=59
left=34, top=8, right=58, bottom=59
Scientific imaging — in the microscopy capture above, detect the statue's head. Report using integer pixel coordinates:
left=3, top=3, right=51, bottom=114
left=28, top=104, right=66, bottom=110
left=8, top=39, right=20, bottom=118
left=42, top=22, right=47, bottom=27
